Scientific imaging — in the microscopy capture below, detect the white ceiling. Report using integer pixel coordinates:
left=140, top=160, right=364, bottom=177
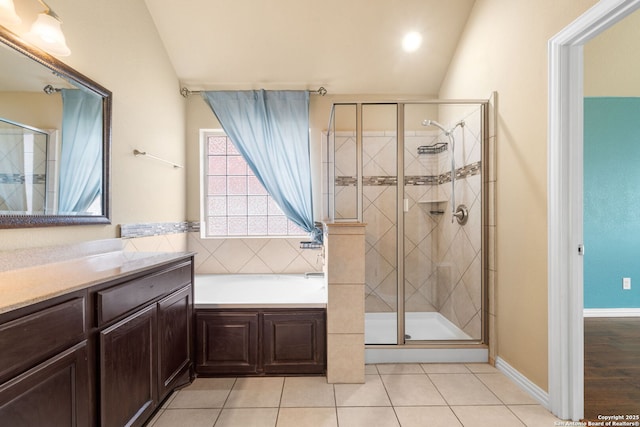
left=144, top=0, right=475, bottom=95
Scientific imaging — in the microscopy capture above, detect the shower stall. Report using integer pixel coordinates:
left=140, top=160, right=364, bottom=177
left=324, top=100, right=489, bottom=362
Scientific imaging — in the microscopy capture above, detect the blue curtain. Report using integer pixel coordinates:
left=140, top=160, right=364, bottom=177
left=58, top=88, right=103, bottom=214
left=202, top=90, right=316, bottom=236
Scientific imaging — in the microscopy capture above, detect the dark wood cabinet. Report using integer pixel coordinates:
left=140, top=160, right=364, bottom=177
left=196, top=311, right=259, bottom=375
left=157, top=285, right=192, bottom=400
left=97, top=262, right=194, bottom=427
left=0, top=256, right=194, bottom=427
left=99, top=305, right=157, bottom=427
left=263, top=311, right=326, bottom=375
left=0, top=291, right=90, bottom=427
left=0, top=341, right=90, bottom=427
left=196, top=308, right=325, bottom=376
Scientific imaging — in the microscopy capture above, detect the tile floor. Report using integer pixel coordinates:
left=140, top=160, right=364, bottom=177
left=146, top=363, right=563, bottom=427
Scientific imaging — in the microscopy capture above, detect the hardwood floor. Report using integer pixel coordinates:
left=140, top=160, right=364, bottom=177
left=584, top=317, right=640, bottom=420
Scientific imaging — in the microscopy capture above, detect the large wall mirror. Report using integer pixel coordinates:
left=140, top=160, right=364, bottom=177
left=0, top=26, right=111, bottom=228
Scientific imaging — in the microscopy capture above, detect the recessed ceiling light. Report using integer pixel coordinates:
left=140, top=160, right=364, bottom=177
left=402, top=31, right=422, bottom=53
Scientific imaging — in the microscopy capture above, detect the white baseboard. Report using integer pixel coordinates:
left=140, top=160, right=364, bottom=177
left=495, top=357, right=549, bottom=409
left=583, top=308, right=640, bottom=317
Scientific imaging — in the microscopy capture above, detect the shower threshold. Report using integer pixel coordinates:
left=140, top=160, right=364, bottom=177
left=364, top=312, right=488, bottom=364
left=365, top=312, right=471, bottom=343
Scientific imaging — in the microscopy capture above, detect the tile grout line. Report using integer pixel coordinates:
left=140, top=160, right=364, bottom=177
left=376, top=365, right=401, bottom=425
left=274, top=377, right=286, bottom=426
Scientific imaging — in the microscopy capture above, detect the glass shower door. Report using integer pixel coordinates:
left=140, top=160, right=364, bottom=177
left=403, top=103, right=485, bottom=342
left=362, top=104, right=398, bottom=344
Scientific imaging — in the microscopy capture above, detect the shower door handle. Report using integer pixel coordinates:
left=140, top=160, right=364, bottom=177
left=578, top=244, right=584, bottom=256
left=403, top=199, right=409, bottom=212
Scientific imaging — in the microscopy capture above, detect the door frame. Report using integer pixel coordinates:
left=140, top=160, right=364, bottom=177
left=547, top=0, right=640, bottom=420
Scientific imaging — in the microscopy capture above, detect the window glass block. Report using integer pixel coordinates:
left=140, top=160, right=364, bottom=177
left=207, top=216, right=227, bottom=236
left=227, top=176, right=247, bottom=195
left=208, top=176, right=226, bottom=196
left=203, top=131, right=301, bottom=238
left=227, top=139, right=240, bottom=155
left=248, top=195, right=268, bottom=215
left=248, top=176, right=267, bottom=195
left=267, top=197, right=284, bottom=215
left=268, top=216, right=288, bottom=235
left=208, top=156, right=226, bottom=175
left=248, top=216, right=268, bottom=235
left=208, top=136, right=227, bottom=155
left=227, top=155, right=247, bottom=175
left=207, top=196, right=226, bottom=216
left=227, top=195, right=247, bottom=216
left=287, top=220, right=306, bottom=235
left=228, top=217, right=247, bottom=235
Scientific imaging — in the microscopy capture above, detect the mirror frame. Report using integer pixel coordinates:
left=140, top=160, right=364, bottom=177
left=0, top=26, right=111, bottom=228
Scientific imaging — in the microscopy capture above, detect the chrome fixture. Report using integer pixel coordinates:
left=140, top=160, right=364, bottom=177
left=133, top=149, right=183, bottom=169
left=421, top=119, right=465, bottom=223
left=417, top=142, right=447, bottom=155
left=453, top=204, right=469, bottom=225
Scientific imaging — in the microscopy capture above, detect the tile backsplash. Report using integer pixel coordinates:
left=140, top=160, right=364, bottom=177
left=187, top=233, right=323, bottom=274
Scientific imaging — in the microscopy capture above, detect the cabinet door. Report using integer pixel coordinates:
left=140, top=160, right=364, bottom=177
left=196, top=311, right=259, bottom=375
left=100, top=305, right=157, bottom=427
left=157, top=285, right=192, bottom=400
left=0, top=341, right=90, bottom=427
left=263, top=311, right=326, bottom=374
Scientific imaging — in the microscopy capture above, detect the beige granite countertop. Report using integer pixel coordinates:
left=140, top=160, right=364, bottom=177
left=0, top=249, right=193, bottom=315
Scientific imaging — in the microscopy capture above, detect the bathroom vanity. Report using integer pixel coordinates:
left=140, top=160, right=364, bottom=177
left=0, top=249, right=195, bottom=427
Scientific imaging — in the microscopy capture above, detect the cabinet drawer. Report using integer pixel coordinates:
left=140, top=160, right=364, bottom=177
left=97, top=262, right=191, bottom=326
left=0, top=297, right=86, bottom=382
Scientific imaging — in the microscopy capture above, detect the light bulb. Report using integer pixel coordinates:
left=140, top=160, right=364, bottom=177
left=24, top=12, right=70, bottom=56
left=0, top=0, right=21, bottom=26
left=402, top=31, right=422, bottom=53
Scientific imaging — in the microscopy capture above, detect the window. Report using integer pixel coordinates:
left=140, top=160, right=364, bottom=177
left=202, top=130, right=306, bottom=237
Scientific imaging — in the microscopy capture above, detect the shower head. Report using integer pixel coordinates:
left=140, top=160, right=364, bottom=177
left=421, top=119, right=465, bottom=135
left=421, top=119, right=448, bottom=133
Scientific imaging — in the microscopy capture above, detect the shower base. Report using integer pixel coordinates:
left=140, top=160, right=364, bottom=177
left=364, top=312, right=488, bottom=364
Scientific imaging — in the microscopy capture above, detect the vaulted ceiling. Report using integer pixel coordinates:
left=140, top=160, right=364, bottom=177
left=144, top=0, right=475, bottom=95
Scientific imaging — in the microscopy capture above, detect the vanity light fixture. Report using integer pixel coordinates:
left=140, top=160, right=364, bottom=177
left=0, top=0, right=21, bottom=26
left=23, top=0, right=70, bottom=56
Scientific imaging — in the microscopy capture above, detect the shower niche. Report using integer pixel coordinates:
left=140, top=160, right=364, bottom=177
left=324, top=101, right=488, bottom=349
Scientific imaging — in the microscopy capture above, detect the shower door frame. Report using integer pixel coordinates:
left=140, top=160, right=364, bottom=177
left=329, top=98, right=491, bottom=349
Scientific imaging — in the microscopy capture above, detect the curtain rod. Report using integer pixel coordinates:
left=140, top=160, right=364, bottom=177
left=180, top=86, right=327, bottom=98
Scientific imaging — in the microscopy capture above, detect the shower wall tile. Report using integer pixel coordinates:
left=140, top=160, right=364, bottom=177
left=463, top=313, right=482, bottom=339
left=405, top=283, right=436, bottom=312
left=463, top=254, right=483, bottom=312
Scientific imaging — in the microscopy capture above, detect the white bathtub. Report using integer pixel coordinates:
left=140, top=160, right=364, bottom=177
left=194, top=273, right=327, bottom=308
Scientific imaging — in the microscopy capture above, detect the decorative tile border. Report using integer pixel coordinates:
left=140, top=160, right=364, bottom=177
left=120, top=221, right=199, bottom=238
left=336, top=161, right=481, bottom=187
left=0, top=173, right=46, bottom=184
left=363, top=176, right=398, bottom=186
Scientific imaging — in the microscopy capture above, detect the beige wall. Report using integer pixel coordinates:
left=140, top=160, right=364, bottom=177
left=0, top=0, right=186, bottom=251
left=439, top=0, right=598, bottom=390
left=585, top=8, right=640, bottom=96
